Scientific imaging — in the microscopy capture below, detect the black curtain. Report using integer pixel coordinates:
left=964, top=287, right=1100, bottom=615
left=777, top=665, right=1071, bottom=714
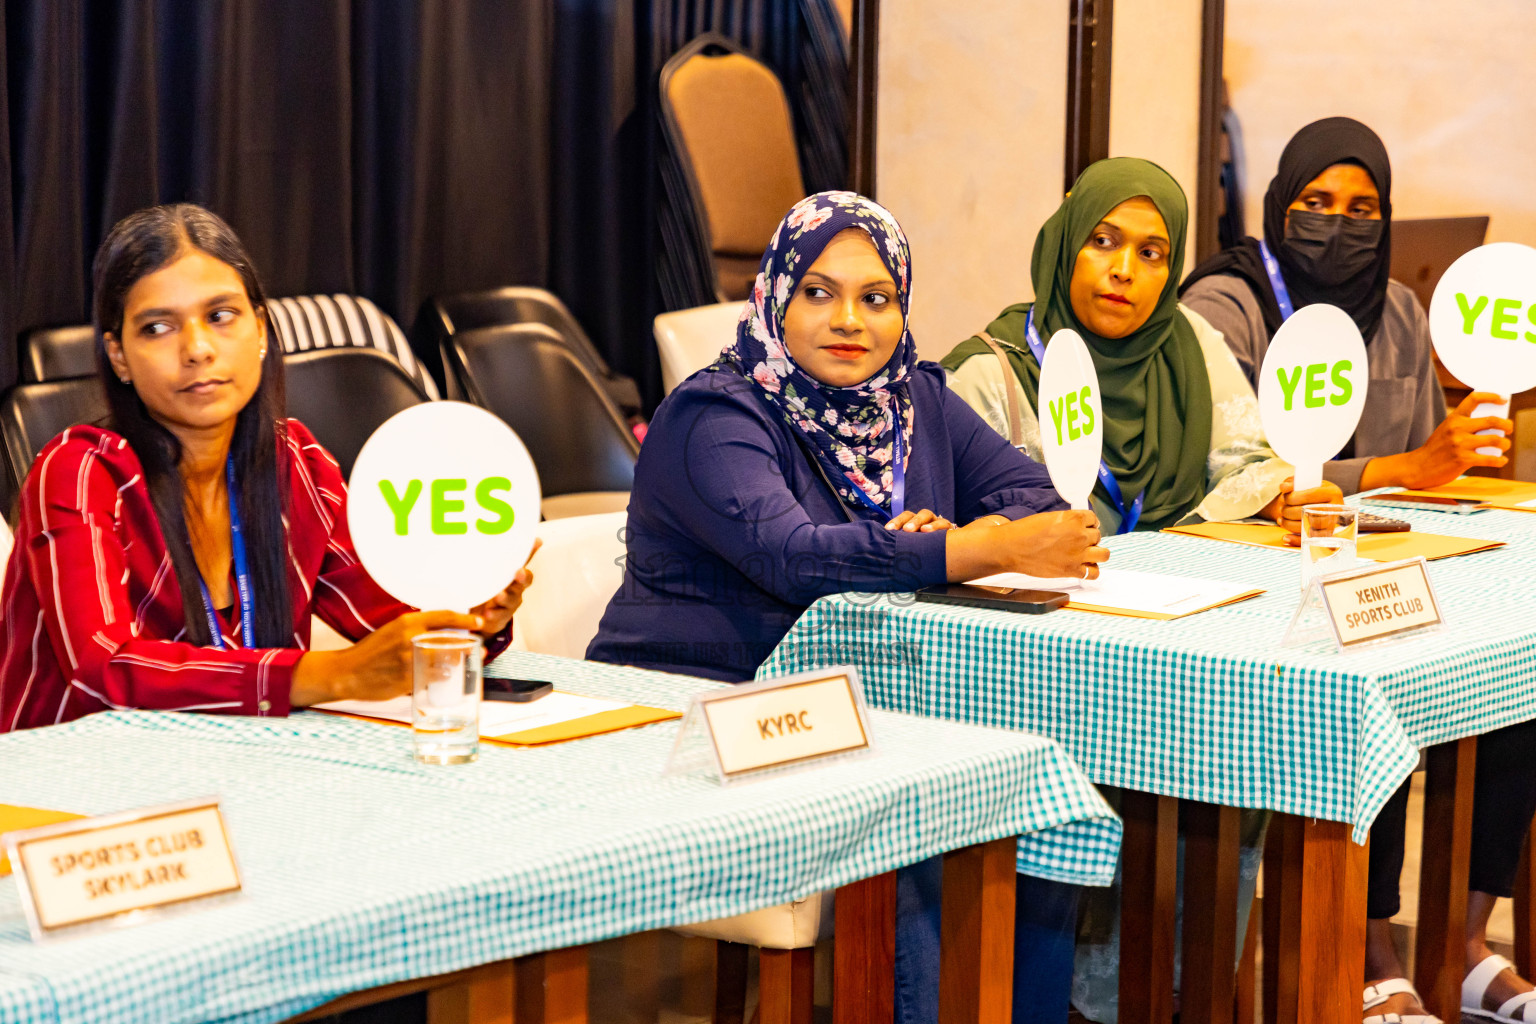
left=0, top=0, right=846, bottom=409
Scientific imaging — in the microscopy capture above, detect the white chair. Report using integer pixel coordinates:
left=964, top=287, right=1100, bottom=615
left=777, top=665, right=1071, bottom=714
left=653, top=302, right=742, bottom=395
left=540, top=492, right=629, bottom=521
left=510, top=511, right=628, bottom=658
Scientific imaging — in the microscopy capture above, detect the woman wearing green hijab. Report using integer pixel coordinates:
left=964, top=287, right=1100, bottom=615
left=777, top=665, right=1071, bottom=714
left=944, top=159, right=1339, bottom=1022
left=943, top=157, right=1338, bottom=535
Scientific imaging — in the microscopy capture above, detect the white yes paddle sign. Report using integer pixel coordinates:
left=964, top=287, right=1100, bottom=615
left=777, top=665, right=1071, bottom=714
left=1257, top=303, right=1368, bottom=491
left=1035, top=328, right=1103, bottom=510
left=348, top=402, right=542, bottom=613
left=1428, top=242, right=1536, bottom=455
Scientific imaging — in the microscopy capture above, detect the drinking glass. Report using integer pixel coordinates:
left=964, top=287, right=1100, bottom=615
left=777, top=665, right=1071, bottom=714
left=411, top=630, right=482, bottom=765
left=1300, top=504, right=1358, bottom=589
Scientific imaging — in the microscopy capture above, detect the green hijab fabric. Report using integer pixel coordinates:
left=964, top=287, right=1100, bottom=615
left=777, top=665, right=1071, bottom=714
left=943, top=157, right=1213, bottom=531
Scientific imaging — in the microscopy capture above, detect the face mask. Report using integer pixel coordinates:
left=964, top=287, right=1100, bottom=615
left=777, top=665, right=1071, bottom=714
left=1282, top=210, right=1383, bottom=285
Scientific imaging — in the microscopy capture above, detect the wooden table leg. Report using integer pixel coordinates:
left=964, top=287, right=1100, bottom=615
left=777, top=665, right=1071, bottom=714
left=1415, top=737, right=1477, bottom=1021
left=760, top=947, right=815, bottom=1024
left=1516, top=834, right=1536, bottom=978
left=1182, top=802, right=1241, bottom=1024
left=713, top=940, right=749, bottom=1024
left=1235, top=897, right=1258, bottom=1024
left=938, top=837, right=1017, bottom=1024
left=1263, top=813, right=1303, bottom=1024
left=833, top=869, right=897, bottom=1024
left=1269, top=818, right=1367, bottom=1024
left=1119, top=791, right=1178, bottom=1024
left=514, top=945, right=589, bottom=1024
left=426, top=961, right=516, bottom=1024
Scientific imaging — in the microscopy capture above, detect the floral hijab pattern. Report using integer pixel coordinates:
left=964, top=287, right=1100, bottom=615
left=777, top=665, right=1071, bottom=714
left=714, top=191, right=916, bottom=515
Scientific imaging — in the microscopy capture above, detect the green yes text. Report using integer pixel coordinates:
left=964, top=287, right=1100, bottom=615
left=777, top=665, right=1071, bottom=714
left=1275, top=361, right=1353, bottom=411
left=1048, top=385, right=1097, bottom=444
left=1456, top=293, right=1536, bottom=342
left=377, top=478, right=516, bottom=535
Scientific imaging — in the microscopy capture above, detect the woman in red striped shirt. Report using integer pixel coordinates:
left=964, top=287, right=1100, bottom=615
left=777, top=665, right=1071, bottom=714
left=0, top=204, right=531, bottom=731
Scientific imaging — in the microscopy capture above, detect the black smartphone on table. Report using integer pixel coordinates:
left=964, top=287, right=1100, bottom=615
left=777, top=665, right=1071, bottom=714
left=483, top=678, right=553, bottom=702
left=914, top=583, right=1069, bottom=614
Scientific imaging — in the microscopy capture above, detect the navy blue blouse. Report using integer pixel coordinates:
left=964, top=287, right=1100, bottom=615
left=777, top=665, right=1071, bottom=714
left=586, top=363, right=1065, bottom=682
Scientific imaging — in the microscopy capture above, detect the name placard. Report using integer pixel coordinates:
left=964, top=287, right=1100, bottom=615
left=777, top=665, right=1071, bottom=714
left=1319, top=557, right=1443, bottom=649
left=5, top=798, right=242, bottom=939
left=694, top=668, right=875, bottom=781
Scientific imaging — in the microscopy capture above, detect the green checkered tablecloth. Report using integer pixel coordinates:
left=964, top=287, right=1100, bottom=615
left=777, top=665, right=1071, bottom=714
left=760, top=499, right=1536, bottom=844
left=0, top=652, right=1118, bottom=1024
left=0, top=983, right=46, bottom=1024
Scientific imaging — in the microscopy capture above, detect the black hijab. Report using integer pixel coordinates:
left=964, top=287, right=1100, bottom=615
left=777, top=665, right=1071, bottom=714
left=1181, top=116, right=1393, bottom=343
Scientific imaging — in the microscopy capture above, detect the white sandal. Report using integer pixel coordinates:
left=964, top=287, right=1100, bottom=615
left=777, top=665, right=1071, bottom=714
left=1464, top=953, right=1536, bottom=1022
left=1364, top=977, right=1442, bottom=1024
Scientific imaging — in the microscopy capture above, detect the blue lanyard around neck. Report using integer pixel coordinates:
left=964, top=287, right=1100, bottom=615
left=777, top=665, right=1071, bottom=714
left=1024, top=309, right=1141, bottom=534
left=845, top=405, right=906, bottom=520
left=1257, top=239, right=1296, bottom=321
left=198, top=457, right=255, bottom=651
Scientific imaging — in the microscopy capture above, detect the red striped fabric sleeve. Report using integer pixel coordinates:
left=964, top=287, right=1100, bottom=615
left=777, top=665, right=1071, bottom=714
left=24, top=434, right=302, bottom=720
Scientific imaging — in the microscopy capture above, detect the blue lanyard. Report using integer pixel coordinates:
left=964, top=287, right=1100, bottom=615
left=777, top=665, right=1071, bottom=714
left=198, top=458, right=255, bottom=651
left=1024, top=310, right=1141, bottom=534
left=1257, top=239, right=1295, bottom=321
left=845, top=406, right=906, bottom=520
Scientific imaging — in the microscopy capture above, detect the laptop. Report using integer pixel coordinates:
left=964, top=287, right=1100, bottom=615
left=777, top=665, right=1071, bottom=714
left=1390, top=216, right=1490, bottom=312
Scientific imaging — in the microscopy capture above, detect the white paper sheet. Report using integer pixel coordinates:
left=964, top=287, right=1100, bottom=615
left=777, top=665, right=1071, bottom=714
left=967, top=567, right=1259, bottom=618
left=314, top=691, right=629, bottom=737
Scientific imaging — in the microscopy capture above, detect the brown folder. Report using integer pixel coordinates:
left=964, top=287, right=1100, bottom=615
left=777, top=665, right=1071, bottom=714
left=0, top=804, right=85, bottom=875
left=1163, top=522, right=1505, bottom=561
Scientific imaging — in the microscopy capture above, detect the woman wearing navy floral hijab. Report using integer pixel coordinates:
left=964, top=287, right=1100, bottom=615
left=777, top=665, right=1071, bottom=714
left=591, top=192, right=1104, bottom=1022
left=718, top=191, right=918, bottom=514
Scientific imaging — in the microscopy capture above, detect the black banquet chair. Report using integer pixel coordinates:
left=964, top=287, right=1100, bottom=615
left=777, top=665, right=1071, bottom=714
left=20, top=324, right=98, bottom=383
left=269, top=294, right=439, bottom=401
left=442, top=323, right=639, bottom=519
left=1, top=378, right=111, bottom=515
left=282, top=348, right=430, bottom=481
left=419, top=287, right=644, bottom=428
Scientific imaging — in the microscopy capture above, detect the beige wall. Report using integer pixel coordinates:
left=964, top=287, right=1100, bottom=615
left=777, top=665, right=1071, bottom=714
left=876, top=1, right=1069, bottom=361
left=1226, top=0, right=1536, bottom=246
left=1108, top=0, right=1204, bottom=277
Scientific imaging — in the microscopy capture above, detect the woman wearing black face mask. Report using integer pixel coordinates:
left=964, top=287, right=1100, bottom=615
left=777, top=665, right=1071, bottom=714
left=1182, top=116, right=1512, bottom=496
left=1186, top=117, right=1535, bottom=1023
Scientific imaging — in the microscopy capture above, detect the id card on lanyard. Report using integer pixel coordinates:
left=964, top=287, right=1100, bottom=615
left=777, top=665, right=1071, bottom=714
left=842, top=407, right=906, bottom=520
left=198, top=458, right=257, bottom=651
left=1024, top=310, right=1141, bottom=533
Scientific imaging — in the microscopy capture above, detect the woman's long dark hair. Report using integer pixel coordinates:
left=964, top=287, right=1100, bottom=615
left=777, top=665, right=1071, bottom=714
left=93, top=204, right=293, bottom=648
